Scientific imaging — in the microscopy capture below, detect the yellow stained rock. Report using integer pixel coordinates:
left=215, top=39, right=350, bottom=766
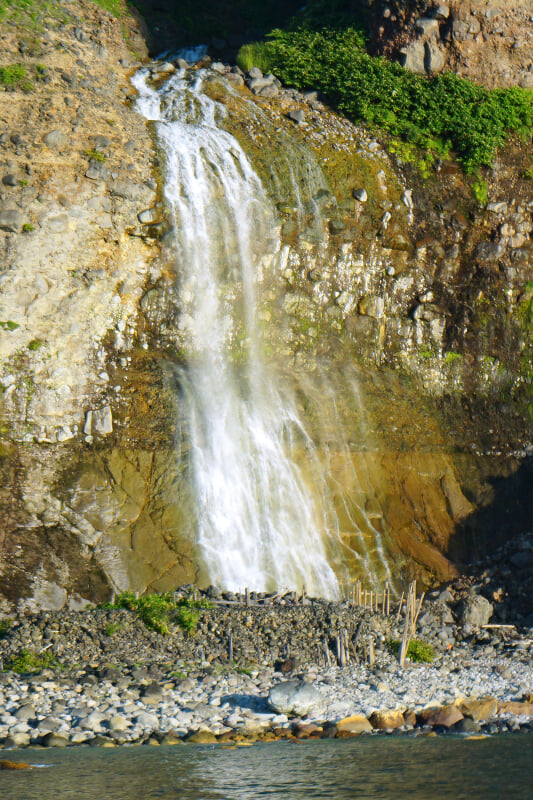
left=336, top=714, right=373, bottom=735
left=459, top=697, right=497, bottom=722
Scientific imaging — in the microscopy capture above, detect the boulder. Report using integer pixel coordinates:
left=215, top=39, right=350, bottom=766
left=369, top=710, right=405, bottom=730
left=268, top=680, right=325, bottom=717
left=0, top=209, right=23, bottom=232
left=459, top=697, right=497, bottom=722
left=335, top=714, right=373, bottom=735
left=497, top=702, right=533, bottom=717
left=460, top=594, right=493, bottom=626
left=187, top=730, right=217, bottom=743
left=41, top=732, right=69, bottom=747
left=43, top=130, right=67, bottom=149
left=418, top=705, right=464, bottom=728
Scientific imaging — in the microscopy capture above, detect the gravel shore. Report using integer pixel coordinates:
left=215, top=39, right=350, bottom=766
left=0, top=578, right=532, bottom=748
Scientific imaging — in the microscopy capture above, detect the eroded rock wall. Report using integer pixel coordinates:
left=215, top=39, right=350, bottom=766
left=370, top=0, right=533, bottom=87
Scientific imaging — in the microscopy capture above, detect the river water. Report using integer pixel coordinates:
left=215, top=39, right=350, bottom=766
left=3, top=737, right=532, bottom=799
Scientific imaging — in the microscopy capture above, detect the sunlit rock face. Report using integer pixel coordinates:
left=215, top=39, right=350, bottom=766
left=1, top=6, right=532, bottom=613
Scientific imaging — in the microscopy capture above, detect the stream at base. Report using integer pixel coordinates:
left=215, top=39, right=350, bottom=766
left=3, top=736, right=532, bottom=799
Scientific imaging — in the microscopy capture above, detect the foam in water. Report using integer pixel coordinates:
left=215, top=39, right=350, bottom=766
left=133, top=68, right=343, bottom=598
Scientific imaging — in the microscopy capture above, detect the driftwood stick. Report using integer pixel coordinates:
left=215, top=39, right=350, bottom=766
left=395, top=592, right=405, bottom=624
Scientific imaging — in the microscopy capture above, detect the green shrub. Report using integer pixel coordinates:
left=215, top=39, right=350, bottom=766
left=471, top=176, right=488, bottom=206
left=0, top=320, right=19, bottom=330
left=244, top=26, right=533, bottom=171
left=387, top=638, right=435, bottom=663
left=22, top=222, right=34, bottom=232
left=236, top=42, right=275, bottom=74
left=0, top=64, right=27, bottom=86
left=28, top=338, right=44, bottom=350
left=83, top=149, right=106, bottom=162
left=104, top=590, right=212, bottom=635
left=6, top=648, right=58, bottom=673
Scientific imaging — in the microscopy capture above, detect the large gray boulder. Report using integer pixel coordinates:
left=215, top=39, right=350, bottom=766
left=460, top=594, right=493, bottom=627
left=268, top=680, right=326, bottom=717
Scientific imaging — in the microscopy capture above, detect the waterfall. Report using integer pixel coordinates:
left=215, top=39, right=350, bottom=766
left=133, top=67, right=344, bottom=598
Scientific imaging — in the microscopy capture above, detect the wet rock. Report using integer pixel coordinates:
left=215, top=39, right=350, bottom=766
left=358, top=295, right=385, bottom=319
left=138, top=207, right=160, bottom=224
left=83, top=406, right=113, bottom=436
left=418, top=705, right=463, bottom=728
left=268, top=680, right=325, bottom=717
left=41, top=732, right=69, bottom=747
left=288, top=109, right=305, bottom=123
left=353, top=188, right=368, bottom=202
left=369, top=710, right=405, bottom=730
left=186, top=730, right=217, bottom=743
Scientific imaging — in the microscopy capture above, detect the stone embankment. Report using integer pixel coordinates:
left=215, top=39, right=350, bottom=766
left=0, top=581, right=531, bottom=748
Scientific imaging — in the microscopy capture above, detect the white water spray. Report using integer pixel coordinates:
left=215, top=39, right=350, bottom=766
left=133, top=68, right=342, bottom=597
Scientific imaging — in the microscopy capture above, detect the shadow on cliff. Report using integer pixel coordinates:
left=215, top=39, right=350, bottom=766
left=447, top=457, right=533, bottom=566
left=129, top=0, right=370, bottom=55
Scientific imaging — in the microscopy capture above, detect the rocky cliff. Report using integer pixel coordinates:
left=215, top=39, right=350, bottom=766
left=370, top=0, right=533, bottom=88
left=0, top=0, right=532, bottom=614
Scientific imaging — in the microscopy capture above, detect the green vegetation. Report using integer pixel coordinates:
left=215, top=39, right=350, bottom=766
left=471, top=176, right=488, bottom=206
left=83, top=149, right=107, bottom=162
left=5, top=648, right=58, bottom=673
left=237, top=12, right=533, bottom=171
left=22, top=223, right=35, bottom=232
left=387, top=638, right=435, bottom=663
left=27, top=338, right=45, bottom=351
left=0, top=320, right=20, bottom=331
left=104, top=621, right=126, bottom=636
left=419, top=345, right=438, bottom=359
left=0, top=620, right=11, bottom=639
left=103, top=591, right=212, bottom=635
left=237, top=43, right=275, bottom=75
left=92, top=0, right=126, bottom=16
left=0, top=64, right=27, bottom=86
left=444, top=351, right=463, bottom=365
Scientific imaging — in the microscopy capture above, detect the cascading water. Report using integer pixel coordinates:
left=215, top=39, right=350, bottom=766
left=133, top=67, right=345, bottom=598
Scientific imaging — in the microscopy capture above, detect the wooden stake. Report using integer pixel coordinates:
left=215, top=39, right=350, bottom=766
left=395, top=591, right=405, bottom=623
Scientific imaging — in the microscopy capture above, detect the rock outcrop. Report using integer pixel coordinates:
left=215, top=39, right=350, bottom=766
left=371, top=0, right=533, bottom=88
left=0, top=1, right=532, bottom=613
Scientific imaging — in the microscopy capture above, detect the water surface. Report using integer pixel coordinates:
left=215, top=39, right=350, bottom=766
left=2, top=736, right=532, bottom=799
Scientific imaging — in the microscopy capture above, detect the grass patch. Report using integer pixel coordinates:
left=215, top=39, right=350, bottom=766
left=103, top=591, right=212, bottom=635
left=238, top=23, right=533, bottom=172
left=92, top=0, right=126, bottom=16
left=83, top=149, right=107, bottom=162
left=0, top=63, right=33, bottom=92
left=387, top=638, right=435, bottom=663
left=22, top=223, right=35, bottom=232
left=5, top=648, right=58, bottom=673
left=27, top=338, right=45, bottom=350
left=0, top=320, right=20, bottom=331
left=237, top=42, right=275, bottom=74
left=444, top=351, right=463, bottom=364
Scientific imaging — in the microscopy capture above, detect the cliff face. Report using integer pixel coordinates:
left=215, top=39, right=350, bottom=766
left=0, top=1, right=532, bottom=613
left=370, top=0, right=533, bottom=88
